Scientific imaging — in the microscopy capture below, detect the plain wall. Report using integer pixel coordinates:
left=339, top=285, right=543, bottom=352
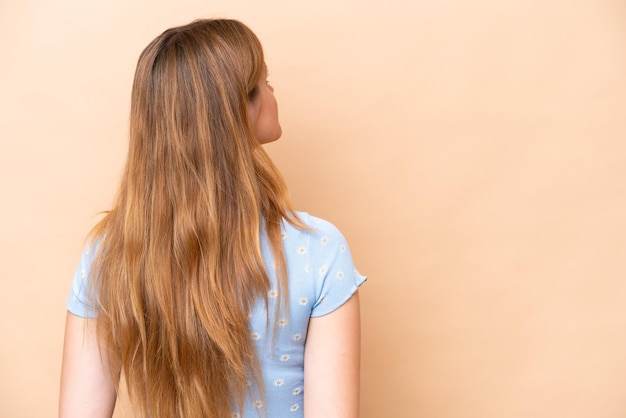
left=1, top=0, right=625, bottom=416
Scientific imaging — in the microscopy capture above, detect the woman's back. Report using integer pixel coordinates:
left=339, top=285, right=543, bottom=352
left=67, top=212, right=365, bottom=417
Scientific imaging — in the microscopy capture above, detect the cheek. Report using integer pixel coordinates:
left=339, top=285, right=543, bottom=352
left=268, top=97, right=280, bottom=131
left=256, top=97, right=281, bottom=143
left=260, top=94, right=279, bottom=127
left=270, top=94, right=280, bottom=122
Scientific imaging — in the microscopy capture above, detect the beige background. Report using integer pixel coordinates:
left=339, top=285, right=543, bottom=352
left=1, top=0, right=625, bottom=417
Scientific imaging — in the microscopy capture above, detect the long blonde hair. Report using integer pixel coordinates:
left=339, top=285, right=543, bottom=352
left=89, top=19, right=302, bottom=417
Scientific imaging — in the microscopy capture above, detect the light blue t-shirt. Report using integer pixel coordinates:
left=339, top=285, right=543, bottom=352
left=67, top=212, right=367, bottom=417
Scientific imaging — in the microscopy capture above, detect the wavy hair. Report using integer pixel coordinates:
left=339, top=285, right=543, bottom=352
left=88, top=19, right=302, bottom=418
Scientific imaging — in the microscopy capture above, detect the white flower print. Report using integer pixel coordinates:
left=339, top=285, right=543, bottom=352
left=278, top=318, right=288, bottom=327
left=297, top=247, right=306, bottom=255
left=299, top=297, right=308, bottom=306
left=274, top=378, right=284, bottom=387
left=281, top=232, right=288, bottom=240
left=80, top=270, right=86, bottom=278
left=337, top=271, right=344, bottom=280
left=292, top=387, right=302, bottom=396
left=340, top=245, right=346, bottom=252
left=232, top=413, right=240, bottom=418
left=290, top=403, right=300, bottom=412
left=269, top=289, right=278, bottom=298
left=321, top=237, right=329, bottom=244
left=292, top=333, right=302, bottom=341
left=280, top=354, right=290, bottom=362
left=304, top=265, right=311, bottom=273
left=319, top=267, right=327, bottom=274
left=253, top=400, right=263, bottom=409
left=251, top=332, right=260, bottom=341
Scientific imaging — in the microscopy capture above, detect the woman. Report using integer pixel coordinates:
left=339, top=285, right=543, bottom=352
left=60, top=19, right=366, bottom=418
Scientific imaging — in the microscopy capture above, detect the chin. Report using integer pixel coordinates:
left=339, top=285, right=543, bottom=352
left=261, top=136, right=280, bottom=145
left=259, top=127, right=282, bottom=144
left=274, top=127, right=283, bottom=141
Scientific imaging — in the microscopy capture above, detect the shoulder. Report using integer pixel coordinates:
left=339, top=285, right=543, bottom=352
left=286, top=212, right=346, bottom=241
left=282, top=212, right=353, bottom=265
left=287, top=213, right=366, bottom=318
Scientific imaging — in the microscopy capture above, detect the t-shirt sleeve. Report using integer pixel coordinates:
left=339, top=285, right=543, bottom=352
left=66, top=242, right=98, bottom=318
left=308, top=218, right=367, bottom=318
